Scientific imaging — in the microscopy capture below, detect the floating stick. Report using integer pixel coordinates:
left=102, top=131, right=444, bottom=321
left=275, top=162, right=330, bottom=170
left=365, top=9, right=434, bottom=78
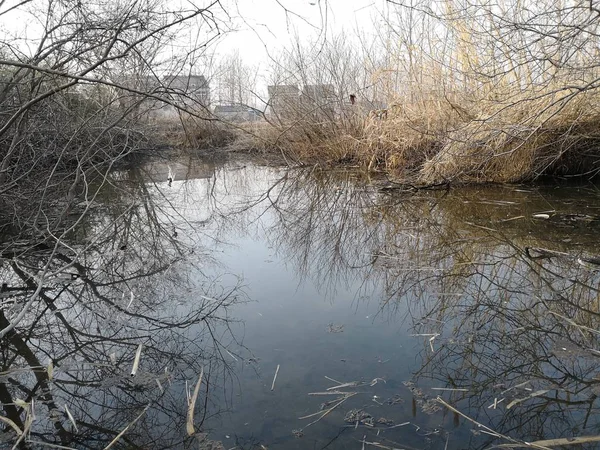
left=271, top=364, right=280, bottom=391
left=131, top=344, right=142, bottom=377
left=186, top=368, right=204, bottom=436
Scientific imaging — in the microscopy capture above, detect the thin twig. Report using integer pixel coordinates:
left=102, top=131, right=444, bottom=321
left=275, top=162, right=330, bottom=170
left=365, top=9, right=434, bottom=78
left=300, top=392, right=357, bottom=429
left=104, top=403, right=151, bottom=450
left=271, top=364, right=280, bottom=391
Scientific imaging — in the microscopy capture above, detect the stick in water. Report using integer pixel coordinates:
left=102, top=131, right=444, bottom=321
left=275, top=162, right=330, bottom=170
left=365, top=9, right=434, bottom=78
left=131, top=344, right=143, bottom=377
left=186, top=367, right=204, bottom=436
left=271, top=364, right=280, bottom=391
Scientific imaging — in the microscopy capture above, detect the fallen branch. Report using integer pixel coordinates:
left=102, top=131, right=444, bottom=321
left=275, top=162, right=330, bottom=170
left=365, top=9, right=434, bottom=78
left=186, top=368, right=204, bottom=436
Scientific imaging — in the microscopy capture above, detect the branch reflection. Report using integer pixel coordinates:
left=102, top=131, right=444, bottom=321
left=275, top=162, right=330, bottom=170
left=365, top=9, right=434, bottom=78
left=0, top=160, right=244, bottom=449
left=243, top=167, right=600, bottom=446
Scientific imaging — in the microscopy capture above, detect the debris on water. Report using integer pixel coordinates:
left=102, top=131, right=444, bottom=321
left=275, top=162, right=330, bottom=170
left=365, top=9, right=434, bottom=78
left=130, top=344, right=143, bottom=376
left=292, top=429, right=304, bottom=438
left=403, top=381, right=441, bottom=415
left=506, top=389, right=549, bottom=409
left=344, top=409, right=374, bottom=427
left=577, top=256, right=600, bottom=269
left=487, top=397, right=505, bottom=409
left=386, top=394, right=404, bottom=405
left=320, top=399, right=341, bottom=410
left=196, top=433, right=225, bottom=450
left=370, top=377, right=386, bottom=386
left=377, top=417, right=394, bottom=426
left=327, top=323, right=344, bottom=333
left=270, top=364, right=280, bottom=391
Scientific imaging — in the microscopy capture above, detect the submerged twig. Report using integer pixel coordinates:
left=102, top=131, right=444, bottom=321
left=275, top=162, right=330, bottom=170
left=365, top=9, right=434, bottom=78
left=494, top=435, right=600, bottom=448
left=300, top=392, right=357, bottom=429
left=436, top=397, right=548, bottom=449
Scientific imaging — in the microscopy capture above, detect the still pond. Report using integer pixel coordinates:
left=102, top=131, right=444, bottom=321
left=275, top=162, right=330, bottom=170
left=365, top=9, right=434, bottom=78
left=2, top=154, right=600, bottom=449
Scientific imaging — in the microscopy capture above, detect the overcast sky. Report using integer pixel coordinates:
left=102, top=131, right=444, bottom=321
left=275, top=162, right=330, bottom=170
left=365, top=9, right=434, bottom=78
left=0, top=0, right=386, bottom=65
left=216, top=0, right=386, bottom=64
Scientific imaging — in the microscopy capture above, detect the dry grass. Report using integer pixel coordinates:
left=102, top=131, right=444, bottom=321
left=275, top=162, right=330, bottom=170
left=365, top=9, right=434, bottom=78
left=173, top=79, right=600, bottom=184
left=238, top=85, right=600, bottom=184
left=420, top=89, right=600, bottom=183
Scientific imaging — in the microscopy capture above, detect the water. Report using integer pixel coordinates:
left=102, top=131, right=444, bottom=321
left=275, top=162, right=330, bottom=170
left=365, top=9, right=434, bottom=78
left=2, top=154, right=600, bottom=449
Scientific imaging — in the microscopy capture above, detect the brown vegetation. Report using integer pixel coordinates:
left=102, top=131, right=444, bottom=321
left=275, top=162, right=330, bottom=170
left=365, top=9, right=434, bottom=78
left=230, top=84, right=600, bottom=184
left=202, top=0, right=600, bottom=184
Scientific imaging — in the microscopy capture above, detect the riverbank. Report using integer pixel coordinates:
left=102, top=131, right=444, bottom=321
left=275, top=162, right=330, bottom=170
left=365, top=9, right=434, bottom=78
left=206, top=91, right=600, bottom=185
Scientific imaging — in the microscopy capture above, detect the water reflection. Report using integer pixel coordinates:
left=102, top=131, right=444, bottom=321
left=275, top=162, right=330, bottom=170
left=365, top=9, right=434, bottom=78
left=3, top=155, right=600, bottom=449
left=216, top=167, right=600, bottom=448
left=0, top=158, right=244, bottom=449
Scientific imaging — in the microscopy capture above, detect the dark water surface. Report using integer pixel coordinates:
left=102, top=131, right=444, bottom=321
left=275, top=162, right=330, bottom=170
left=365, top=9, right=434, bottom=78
left=2, top=154, right=600, bottom=449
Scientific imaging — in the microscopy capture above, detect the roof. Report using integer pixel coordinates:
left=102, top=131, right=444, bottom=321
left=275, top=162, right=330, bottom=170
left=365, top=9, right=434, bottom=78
left=214, top=105, right=250, bottom=113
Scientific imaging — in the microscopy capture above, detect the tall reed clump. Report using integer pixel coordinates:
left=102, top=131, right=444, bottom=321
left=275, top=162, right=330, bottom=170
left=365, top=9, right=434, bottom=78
left=156, top=115, right=238, bottom=150
left=246, top=0, right=600, bottom=183
left=419, top=88, right=600, bottom=184
left=361, top=92, right=474, bottom=176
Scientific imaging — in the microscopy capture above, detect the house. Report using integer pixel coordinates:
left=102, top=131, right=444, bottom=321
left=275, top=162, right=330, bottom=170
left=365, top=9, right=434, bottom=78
left=115, top=74, right=210, bottom=119
left=301, top=84, right=335, bottom=102
left=267, top=85, right=299, bottom=120
left=300, top=84, right=337, bottom=120
left=213, top=104, right=261, bottom=122
left=161, top=75, right=210, bottom=107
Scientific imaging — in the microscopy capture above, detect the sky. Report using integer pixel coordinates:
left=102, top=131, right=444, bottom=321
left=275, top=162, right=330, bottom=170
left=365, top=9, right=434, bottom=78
left=0, top=0, right=391, bottom=105
left=0, top=0, right=386, bottom=65
left=215, top=0, right=386, bottom=64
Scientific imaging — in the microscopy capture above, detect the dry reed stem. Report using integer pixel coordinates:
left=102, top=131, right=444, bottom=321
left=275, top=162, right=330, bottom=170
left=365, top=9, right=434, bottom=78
left=358, top=438, right=403, bottom=449
left=130, top=344, right=142, bottom=376
left=324, top=375, right=343, bottom=384
left=436, top=397, right=550, bottom=449
left=271, top=364, right=280, bottom=391
left=299, top=392, right=357, bottom=427
left=506, top=390, right=549, bottom=409
left=494, top=435, right=600, bottom=448
left=308, top=391, right=353, bottom=395
left=186, top=367, right=204, bottom=436
left=0, top=415, right=23, bottom=436
left=63, top=404, right=78, bottom=432
left=11, top=406, right=32, bottom=450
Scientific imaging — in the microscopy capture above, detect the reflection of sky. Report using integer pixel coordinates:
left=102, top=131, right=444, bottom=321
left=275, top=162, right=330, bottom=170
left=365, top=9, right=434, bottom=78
left=201, top=214, right=429, bottom=449
left=152, top=161, right=600, bottom=449
left=27, top=158, right=598, bottom=449
left=145, top=161, right=473, bottom=449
